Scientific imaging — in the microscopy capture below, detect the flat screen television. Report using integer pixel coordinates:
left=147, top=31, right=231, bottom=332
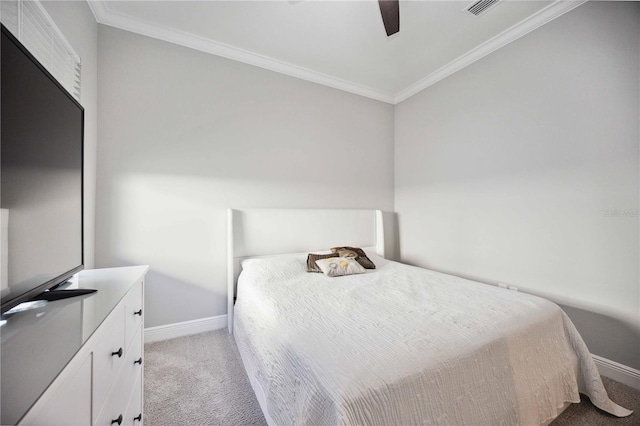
left=1, top=24, right=85, bottom=314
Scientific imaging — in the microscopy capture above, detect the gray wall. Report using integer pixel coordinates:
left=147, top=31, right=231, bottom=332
left=395, top=1, right=640, bottom=369
left=96, top=26, right=395, bottom=327
left=42, top=1, right=98, bottom=269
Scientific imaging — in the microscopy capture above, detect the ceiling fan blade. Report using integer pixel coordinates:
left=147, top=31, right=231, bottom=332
left=378, top=0, right=399, bottom=37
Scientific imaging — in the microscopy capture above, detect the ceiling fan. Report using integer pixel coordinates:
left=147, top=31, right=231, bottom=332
left=378, top=0, right=400, bottom=37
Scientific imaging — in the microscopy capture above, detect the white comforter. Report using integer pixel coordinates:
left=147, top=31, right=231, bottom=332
left=233, top=253, right=631, bottom=426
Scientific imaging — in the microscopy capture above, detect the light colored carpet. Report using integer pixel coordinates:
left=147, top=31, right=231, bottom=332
left=144, top=330, right=266, bottom=426
left=144, top=330, right=639, bottom=426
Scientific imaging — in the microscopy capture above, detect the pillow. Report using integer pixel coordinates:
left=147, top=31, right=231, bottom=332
left=306, top=252, right=339, bottom=273
left=330, top=246, right=376, bottom=269
left=314, top=257, right=366, bottom=277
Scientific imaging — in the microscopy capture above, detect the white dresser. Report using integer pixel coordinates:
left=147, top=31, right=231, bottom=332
left=1, top=266, right=149, bottom=426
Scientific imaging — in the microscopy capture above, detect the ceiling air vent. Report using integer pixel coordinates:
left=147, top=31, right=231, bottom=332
left=466, top=0, right=500, bottom=17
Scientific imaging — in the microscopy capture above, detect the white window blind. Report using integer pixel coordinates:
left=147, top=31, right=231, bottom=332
left=1, top=0, right=81, bottom=101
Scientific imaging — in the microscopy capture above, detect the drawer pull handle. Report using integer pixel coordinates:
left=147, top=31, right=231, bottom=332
left=112, top=348, right=123, bottom=358
left=111, top=414, right=123, bottom=425
left=134, top=309, right=142, bottom=316
left=134, top=413, right=142, bottom=422
left=134, top=357, right=143, bottom=365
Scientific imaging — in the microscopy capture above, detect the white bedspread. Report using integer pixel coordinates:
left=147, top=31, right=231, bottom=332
left=233, top=253, right=632, bottom=425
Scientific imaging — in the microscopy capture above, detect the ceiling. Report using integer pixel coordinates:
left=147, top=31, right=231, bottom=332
left=88, top=1, right=585, bottom=104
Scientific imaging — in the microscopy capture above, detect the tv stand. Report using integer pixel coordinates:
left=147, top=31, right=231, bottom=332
left=32, top=288, right=97, bottom=302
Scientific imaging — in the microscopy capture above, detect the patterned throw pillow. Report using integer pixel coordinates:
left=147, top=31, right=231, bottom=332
left=314, top=257, right=366, bottom=277
left=330, top=246, right=376, bottom=269
left=306, top=253, right=339, bottom=273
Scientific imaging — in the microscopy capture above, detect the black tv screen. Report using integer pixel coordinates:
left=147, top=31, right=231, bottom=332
left=1, top=25, right=84, bottom=314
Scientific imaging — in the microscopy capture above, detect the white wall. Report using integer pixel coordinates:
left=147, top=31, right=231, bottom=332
left=395, top=1, right=640, bottom=369
left=42, top=1, right=98, bottom=269
left=41, top=0, right=637, bottom=369
left=96, top=26, right=395, bottom=328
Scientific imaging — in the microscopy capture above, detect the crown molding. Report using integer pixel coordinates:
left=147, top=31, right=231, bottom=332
left=87, top=1, right=394, bottom=104
left=86, top=0, right=108, bottom=24
left=393, top=0, right=588, bottom=104
left=87, top=0, right=586, bottom=106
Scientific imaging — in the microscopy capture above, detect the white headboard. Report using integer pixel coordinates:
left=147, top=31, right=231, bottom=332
left=227, top=209, right=385, bottom=333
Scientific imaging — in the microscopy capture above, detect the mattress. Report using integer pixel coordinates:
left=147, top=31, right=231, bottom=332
left=233, top=252, right=631, bottom=425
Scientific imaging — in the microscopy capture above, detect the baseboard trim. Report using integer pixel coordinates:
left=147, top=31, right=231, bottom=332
left=592, top=355, right=640, bottom=391
left=144, top=315, right=227, bottom=343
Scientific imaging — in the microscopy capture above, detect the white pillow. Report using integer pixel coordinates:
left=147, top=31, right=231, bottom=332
left=314, top=257, right=366, bottom=277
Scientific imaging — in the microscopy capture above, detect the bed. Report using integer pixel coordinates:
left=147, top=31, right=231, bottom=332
left=227, top=209, right=632, bottom=425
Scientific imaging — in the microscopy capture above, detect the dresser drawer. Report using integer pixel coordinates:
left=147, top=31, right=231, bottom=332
left=122, top=324, right=144, bottom=402
left=124, top=280, right=143, bottom=349
left=95, top=325, right=143, bottom=426
left=92, top=304, right=126, bottom=418
left=124, top=373, right=143, bottom=426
